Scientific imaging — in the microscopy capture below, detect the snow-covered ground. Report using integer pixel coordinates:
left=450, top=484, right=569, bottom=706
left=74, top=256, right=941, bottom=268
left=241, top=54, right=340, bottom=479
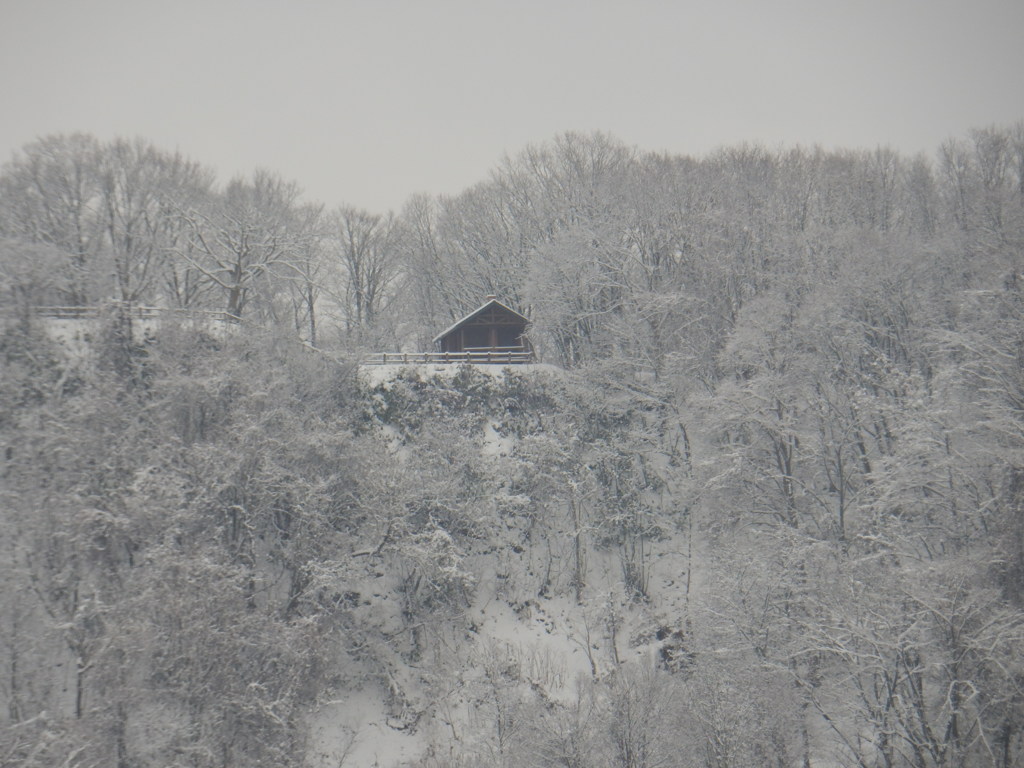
left=314, top=364, right=705, bottom=765
left=357, top=362, right=562, bottom=389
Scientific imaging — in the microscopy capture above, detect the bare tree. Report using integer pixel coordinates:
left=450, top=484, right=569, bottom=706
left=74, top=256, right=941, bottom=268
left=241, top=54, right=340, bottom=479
left=0, top=134, right=106, bottom=304
left=176, top=170, right=312, bottom=320
left=329, top=205, right=400, bottom=335
left=98, top=137, right=213, bottom=306
left=277, top=203, right=327, bottom=345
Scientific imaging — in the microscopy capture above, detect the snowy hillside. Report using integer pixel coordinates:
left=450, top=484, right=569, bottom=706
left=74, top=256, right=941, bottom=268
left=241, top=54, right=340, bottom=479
left=306, top=364, right=699, bottom=766
left=4, top=126, right=1024, bottom=767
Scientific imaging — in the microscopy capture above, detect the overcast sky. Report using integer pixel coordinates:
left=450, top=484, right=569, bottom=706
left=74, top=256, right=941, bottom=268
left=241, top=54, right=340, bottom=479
left=1, top=0, right=1022, bottom=213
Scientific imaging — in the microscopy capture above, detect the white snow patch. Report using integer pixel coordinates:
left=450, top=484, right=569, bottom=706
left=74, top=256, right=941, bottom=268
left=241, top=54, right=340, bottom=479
left=473, top=594, right=597, bottom=694
left=357, top=362, right=561, bottom=388
left=481, top=420, right=514, bottom=457
left=308, top=687, right=424, bottom=768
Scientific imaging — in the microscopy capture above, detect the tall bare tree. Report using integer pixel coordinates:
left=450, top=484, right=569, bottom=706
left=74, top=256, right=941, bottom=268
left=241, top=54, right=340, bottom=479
left=330, top=205, right=399, bottom=334
left=176, top=170, right=312, bottom=320
left=0, top=134, right=105, bottom=304
left=98, top=137, right=213, bottom=306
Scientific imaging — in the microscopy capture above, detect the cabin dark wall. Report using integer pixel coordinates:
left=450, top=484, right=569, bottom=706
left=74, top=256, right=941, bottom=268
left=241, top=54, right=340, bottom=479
left=465, top=327, right=491, bottom=349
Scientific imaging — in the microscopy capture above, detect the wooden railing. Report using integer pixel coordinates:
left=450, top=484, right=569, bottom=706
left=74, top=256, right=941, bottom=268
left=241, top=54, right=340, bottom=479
left=363, top=349, right=534, bottom=365
left=34, top=306, right=239, bottom=323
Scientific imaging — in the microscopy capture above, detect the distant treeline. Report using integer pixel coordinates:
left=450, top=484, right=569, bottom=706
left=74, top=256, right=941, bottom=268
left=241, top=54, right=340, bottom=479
left=1, top=126, right=1021, bottom=363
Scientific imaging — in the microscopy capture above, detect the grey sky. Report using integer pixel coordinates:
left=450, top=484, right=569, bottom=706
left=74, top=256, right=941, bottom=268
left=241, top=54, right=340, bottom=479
left=2, top=0, right=1022, bottom=213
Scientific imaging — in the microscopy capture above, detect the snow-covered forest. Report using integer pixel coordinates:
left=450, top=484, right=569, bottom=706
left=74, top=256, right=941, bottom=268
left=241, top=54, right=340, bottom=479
left=2, top=126, right=1024, bottom=767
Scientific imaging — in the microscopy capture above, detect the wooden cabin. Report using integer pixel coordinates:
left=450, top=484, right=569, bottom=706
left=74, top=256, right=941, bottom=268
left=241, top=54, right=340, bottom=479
left=363, top=296, right=533, bottom=365
left=433, top=296, right=532, bottom=361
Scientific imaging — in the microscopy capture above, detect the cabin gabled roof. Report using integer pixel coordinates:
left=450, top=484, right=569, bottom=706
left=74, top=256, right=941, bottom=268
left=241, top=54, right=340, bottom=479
left=431, top=298, right=529, bottom=344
